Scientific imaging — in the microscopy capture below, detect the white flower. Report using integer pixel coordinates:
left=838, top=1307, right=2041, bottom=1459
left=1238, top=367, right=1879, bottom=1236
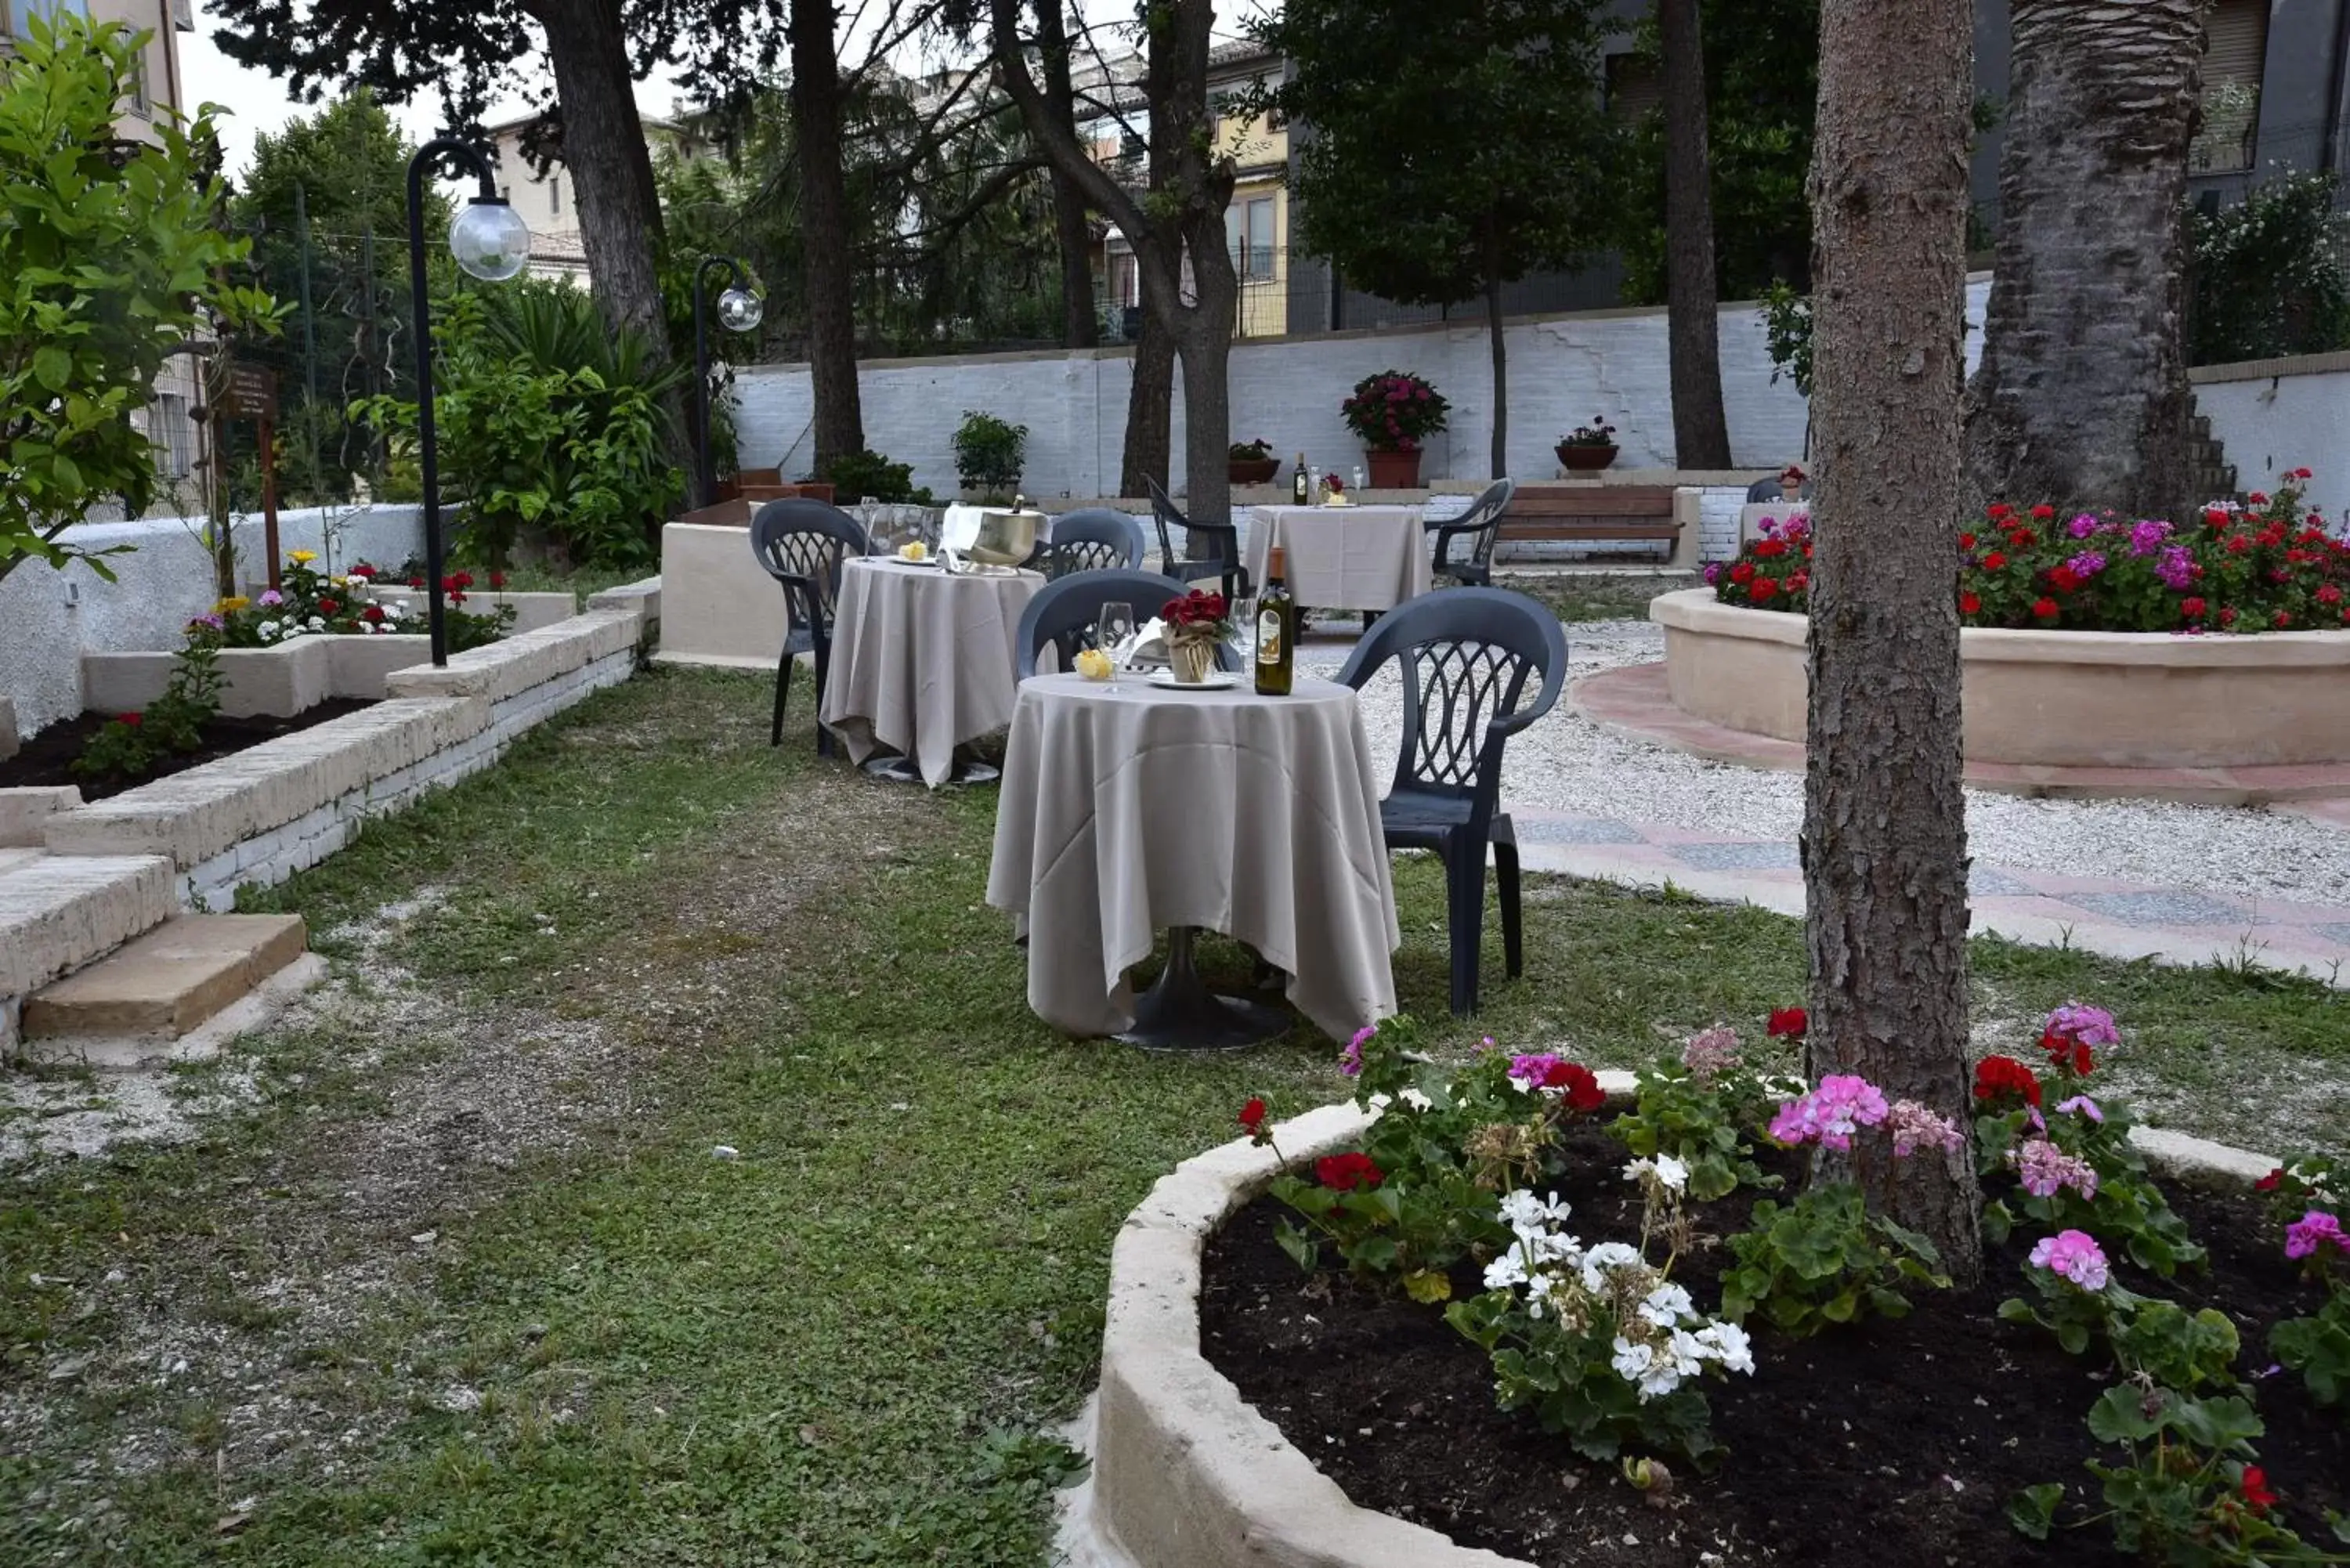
left=306, top=616, right=325, bottom=630
left=1396, top=1088, right=1433, bottom=1111
left=1496, top=1190, right=1571, bottom=1236
left=381, top=602, right=404, bottom=620
left=1611, top=1336, right=1654, bottom=1384
left=1578, top=1241, right=1642, bottom=1293
left=256, top=619, right=279, bottom=640
left=1527, top=1229, right=1583, bottom=1266
left=1622, top=1154, right=1691, bottom=1193
left=1483, top=1251, right=1528, bottom=1292
left=1637, top=1282, right=1696, bottom=1328
left=1696, top=1321, right=1755, bottom=1375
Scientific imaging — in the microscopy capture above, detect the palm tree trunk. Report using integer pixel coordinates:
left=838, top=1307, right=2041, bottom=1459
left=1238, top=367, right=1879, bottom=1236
left=1962, top=0, right=2202, bottom=523
left=1805, top=0, right=1982, bottom=1283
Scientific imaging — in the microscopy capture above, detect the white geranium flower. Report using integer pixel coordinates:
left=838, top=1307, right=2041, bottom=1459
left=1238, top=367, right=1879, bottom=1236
left=257, top=620, right=279, bottom=640
left=1578, top=1241, right=1642, bottom=1294
left=306, top=616, right=325, bottom=630
left=1482, top=1251, right=1528, bottom=1292
left=381, top=602, right=404, bottom=620
left=1697, top=1321, right=1755, bottom=1375
left=1637, top=1282, right=1696, bottom=1328
left=1611, top=1335, right=1654, bottom=1385
left=1622, top=1154, right=1693, bottom=1193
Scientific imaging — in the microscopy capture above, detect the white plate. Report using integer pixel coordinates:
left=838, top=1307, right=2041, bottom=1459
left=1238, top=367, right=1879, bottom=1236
left=1146, top=670, right=1240, bottom=691
left=884, top=555, right=942, bottom=569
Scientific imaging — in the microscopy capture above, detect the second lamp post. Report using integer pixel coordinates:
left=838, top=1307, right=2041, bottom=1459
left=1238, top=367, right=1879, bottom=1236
left=692, top=255, right=764, bottom=511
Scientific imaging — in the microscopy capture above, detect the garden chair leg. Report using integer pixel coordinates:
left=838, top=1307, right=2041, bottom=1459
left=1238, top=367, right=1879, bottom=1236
left=1445, top=834, right=1487, bottom=1017
left=812, top=641, right=834, bottom=759
left=1495, top=826, right=1524, bottom=979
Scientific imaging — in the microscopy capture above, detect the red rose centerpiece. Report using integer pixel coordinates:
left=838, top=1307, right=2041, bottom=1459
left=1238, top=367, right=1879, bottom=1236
left=1160, top=589, right=1234, bottom=685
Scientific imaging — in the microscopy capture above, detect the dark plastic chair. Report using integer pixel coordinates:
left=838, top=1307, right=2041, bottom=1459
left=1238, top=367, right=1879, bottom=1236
left=749, top=498, right=869, bottom=754
left=1334, top=588, right=1568, bottom=1016
left=1144, top=475, right=1251, bottom=601
left=1425, top=478, right=1517, bottom=589
left=1745, top=475, right=1814, bottom=502
left=1014, top=568, right=1238, bottom=680
left=1038, top=508, right=1148, bottom=579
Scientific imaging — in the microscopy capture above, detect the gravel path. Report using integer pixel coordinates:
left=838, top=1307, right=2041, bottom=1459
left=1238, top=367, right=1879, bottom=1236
left=1302, top=619, right=2350, bottom=910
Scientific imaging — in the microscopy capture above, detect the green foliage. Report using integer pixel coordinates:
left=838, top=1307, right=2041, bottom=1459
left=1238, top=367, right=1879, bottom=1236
left=1609, top=1042, right=1778, bottom=1204
left=1976, top=1097, right=2208, bottom=1277
left=2189, top=172, right=2350, bottom=367
left=1446, top=1285, right=1723, bottom=1462
left=2272, top=1295, right=2350, bottom=1409
left=1758, top=280, right=1814, bottom=398
left=1255, top=0, right=1622, bottom=313
left=953, top=410, right=1028, bottom=498
left=0, top=14, right=282, bottom=583
left=70, top=644, right=224, bottom=783
left=1998, top=1273, right=2243, bottom=1392
left=353, top=287, right=685, bottom=569
left=821, top=447, right=934, bottom=505
left=1721, top=1183, right=1950, bottom=1335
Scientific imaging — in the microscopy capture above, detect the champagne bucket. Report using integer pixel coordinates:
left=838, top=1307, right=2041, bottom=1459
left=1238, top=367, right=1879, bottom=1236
left=968, top=507, right=1045, bottom=569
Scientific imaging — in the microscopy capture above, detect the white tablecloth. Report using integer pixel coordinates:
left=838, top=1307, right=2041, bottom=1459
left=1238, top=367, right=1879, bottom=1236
left=820, top=558, right=1044, bottom=787
left=1244, top=504, right=1431, bottom=612
left=985, top=673, right=1400, bottom=1041
left=1739, top=500, right=1810, bottom=545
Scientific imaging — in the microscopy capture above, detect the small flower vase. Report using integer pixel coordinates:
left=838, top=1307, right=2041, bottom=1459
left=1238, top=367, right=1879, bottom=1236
left=1780, top=480, right=1802, bottom=502
left=1168, top=638, right=1216, bottom=685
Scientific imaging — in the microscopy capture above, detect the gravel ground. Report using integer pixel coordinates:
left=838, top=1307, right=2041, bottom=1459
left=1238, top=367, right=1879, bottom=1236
left=1301, top=617, right=2350, bottom=910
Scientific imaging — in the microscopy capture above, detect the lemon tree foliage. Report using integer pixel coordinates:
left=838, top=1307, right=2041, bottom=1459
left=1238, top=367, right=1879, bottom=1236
left=0, top=14, right=280, bottom=583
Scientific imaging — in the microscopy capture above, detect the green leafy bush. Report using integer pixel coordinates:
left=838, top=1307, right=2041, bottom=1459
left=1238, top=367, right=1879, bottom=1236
left=354, top=287, right=685, bottom=569
left=952, top=411, right=1027, bottom=499
left=2189, top=172, right=2350, bottom=367
left=822, top=448, right=934, bottom=505
left=1722, top=1184, right=1949, bottom=1335
left=71, top=645, right=224, bottom=782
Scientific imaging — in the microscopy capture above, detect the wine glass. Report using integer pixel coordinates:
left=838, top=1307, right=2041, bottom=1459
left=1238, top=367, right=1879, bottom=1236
left=1096, top=601, right=1136, bottom=688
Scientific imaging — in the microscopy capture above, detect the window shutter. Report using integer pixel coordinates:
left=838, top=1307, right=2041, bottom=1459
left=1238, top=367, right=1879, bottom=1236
left=2202, top=0, right=2269, bottom=91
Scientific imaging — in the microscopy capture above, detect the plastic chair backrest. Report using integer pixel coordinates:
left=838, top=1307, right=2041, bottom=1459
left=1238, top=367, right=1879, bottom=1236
left=1044, top=508, right=1148, bottom=579
left=1436, top=477, right=1517, bottom=574
left=749, top=499, right=870, bottom=633
left=1333, top=587, right=1567, bottom=807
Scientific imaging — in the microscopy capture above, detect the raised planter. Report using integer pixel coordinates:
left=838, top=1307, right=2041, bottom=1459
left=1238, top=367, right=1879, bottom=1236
left=1076, top=1097, right=2275, bottom=1568
left=1654, top=587, right=2350, bottom=769
left=83, top=635, right=432, bottom=719
left=372, top=587, right=580, bottom=635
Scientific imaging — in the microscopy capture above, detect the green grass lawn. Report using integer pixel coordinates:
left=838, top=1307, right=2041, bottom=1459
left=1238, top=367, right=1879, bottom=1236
left=2, top=667, right=2341, bottom=1566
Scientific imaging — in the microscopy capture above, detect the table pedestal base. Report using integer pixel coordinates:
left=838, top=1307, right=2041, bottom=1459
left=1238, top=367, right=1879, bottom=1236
left=1117, top=927, right=1291, bottom=1052
left=862, top=753, right=1001, bottom=786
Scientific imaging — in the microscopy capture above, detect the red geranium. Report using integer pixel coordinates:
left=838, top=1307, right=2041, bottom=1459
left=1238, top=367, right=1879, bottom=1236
left=2247, top=491, right=2269, bottom=507
left=1767, top=1006, right=1807, bottom=1040
left=1973, top=1054, right=2043, bottom=1107
left=1958, top=533, right=1977, bottom=550
left=1238, top=1097, right=1268, bottom=1140
left=1535, top=1060, right=1606, bottom=1113
left=2219, top=606, right=2238, bottom=627
left=2030, top=504, right=2054, bottom=520
left=1754, top=537, right=1788, bottom=558
left=2040, top=1030, right=2095, bottom=1078
left=361, top=605, right=385, bottom=624
left=1751, top=577, right=1778, bottom=602
left=1730, top=561, right=1756, bottom=584
left=2290, top=467, right=2313, bottom=479
left=2275, top=611, right=2293, bottom=628
left=1316, top=1151, right=1383, bottom=1191
left=2240, top=1466, right=2277, bottom=1516
left=2181, top=597, right=2207, bottom=620
left=1961, top=591, right=1982, bottom=615
left=2047, top=566, right=2081, bottom=593
left=1982, top=551, right=2007, bottom=572
left=348, top=562, right=376, bottom=580
left=2255, top=1167, right=2283, bottom=1192
left=117, top=712, right=142, bottom=727
left=316, top=597, right=338, bottom=616
left=2204, top=507, right=2232, bottom=529
left=2032, top=597, right=2060, bottom=620
left=489, top=570, right=508, bottom=591
left=1162, top=589, right=1230, bottom=627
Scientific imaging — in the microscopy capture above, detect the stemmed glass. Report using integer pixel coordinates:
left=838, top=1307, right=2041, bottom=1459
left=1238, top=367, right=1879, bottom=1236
left=1096, top=601, right=1136, bottom=690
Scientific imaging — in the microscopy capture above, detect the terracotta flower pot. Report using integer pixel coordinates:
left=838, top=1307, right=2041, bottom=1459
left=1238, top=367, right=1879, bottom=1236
left=1168, top=638, right=1217, bottom=685
left=1556, top=443, right=1618, bottom=472
left=1229, top=457, right=1279, bottom=486
left=1364, top=448, right=1422, bottom=489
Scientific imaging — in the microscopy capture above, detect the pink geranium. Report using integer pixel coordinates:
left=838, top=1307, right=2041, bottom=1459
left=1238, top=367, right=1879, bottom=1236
left=1769, top=1075, right=1889, bottom=1151
left=2285, top=1209, right=2345, bottom=1263
left=2029, top=1230, right=2110, bottom=1292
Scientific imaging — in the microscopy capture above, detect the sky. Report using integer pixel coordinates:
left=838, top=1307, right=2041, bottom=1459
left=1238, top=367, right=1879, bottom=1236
left=176, top=0, right=1265, bottom=182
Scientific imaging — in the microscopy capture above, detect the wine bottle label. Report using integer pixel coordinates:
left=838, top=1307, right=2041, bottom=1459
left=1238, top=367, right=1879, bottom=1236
left=1256, top=609, right=1282, bottom=664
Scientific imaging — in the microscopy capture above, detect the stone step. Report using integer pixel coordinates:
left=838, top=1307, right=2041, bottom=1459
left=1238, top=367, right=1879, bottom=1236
left=0, top=853, right=177, bottom=1003
left=22, top=914, right=307, bottom=1043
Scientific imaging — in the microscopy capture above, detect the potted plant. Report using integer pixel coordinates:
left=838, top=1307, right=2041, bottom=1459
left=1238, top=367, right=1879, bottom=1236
left=953, top=410, right=1029, bottom=503
left=1779, top=463, right=1808, bottom=502
left=1556, top=417, right=1618, bottom=472
left=1341, top=370, right=1448, bottom=490
left=1159, top=588, right=1234, bottom=685
left=1229, top=438, right=1279, bottom=486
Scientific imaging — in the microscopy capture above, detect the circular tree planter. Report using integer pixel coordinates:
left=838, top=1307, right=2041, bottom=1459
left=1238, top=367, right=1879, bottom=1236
left=1070, top=1097, right=2279, bottom=1568
left=1652, top=587, right=2350, bottom=769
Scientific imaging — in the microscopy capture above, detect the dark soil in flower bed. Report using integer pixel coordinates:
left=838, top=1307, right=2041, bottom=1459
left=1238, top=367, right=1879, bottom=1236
left=1200, top=1122, right=2345, bottom=1566
left=0, top=700, right=375, bottom=802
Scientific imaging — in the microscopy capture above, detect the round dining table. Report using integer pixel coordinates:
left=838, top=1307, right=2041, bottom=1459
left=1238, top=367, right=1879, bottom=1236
left=820, top=557, right=1044, bottom=788
left=1243, top=504, right=1432, bottom=612
left=985, top=671, right=1401, bottom=1048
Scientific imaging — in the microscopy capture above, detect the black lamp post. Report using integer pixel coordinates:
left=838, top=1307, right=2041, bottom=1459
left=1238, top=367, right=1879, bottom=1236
left=406, top=139, right=530, bottom=665
left=691, top=255, right=764, bottom=511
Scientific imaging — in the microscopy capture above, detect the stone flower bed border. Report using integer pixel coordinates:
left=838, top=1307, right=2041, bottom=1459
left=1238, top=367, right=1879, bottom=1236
left=83, top=634, right=435, bottom=719
left=1073, top=1087, right=2275, bottom=1568
left=1652, top=587, right=2350, bottom=771
left=37, top=582, right=657, bottom=913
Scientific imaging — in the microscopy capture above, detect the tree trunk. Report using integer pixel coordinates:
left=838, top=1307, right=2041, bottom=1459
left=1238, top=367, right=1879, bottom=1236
left=1804, top=0, right=1982, bottom=1283
left=1660, top=0, right=1733, bottom=468
left=1485, top=216, right=1507, bottom=479
left=790, top=0, right=866, bottom=473
left=530, top=0, right=690, bottom=493
left=1121, top=287, right=1175, bottom=497
left=1961, top=0, right=2202, bottom=522
left=1035, top=0, right=1098, bottom=349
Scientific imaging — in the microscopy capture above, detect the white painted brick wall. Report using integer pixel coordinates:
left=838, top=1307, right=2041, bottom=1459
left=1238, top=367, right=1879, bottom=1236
left=186, top=647, right=636, bottom=911
left=733, top=279, right=1995, bottom=506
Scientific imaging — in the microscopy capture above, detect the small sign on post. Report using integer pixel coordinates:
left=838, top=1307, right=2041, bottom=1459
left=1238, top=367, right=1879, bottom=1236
left=215, top=363, right=282, bottom=589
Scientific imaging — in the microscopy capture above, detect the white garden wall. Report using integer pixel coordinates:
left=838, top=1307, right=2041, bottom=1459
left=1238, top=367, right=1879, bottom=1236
left=732, top=278, right=1996, bottom=503
left=2190, top=350, right=2350, bottom=527
left=1, top=504, right=425, bottom=742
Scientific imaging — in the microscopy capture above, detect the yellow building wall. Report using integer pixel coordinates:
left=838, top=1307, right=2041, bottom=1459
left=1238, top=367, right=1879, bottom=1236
left=1216, top=101, right=1289, bottom=338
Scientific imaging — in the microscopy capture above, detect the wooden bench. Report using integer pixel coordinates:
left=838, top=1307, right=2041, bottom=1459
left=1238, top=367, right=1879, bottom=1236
left=1498, top=484, right=1701, bottom=568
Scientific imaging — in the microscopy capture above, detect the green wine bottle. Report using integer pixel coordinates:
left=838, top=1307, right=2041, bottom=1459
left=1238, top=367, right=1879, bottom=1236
left=1256, top=545, right=1296, bottom=696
